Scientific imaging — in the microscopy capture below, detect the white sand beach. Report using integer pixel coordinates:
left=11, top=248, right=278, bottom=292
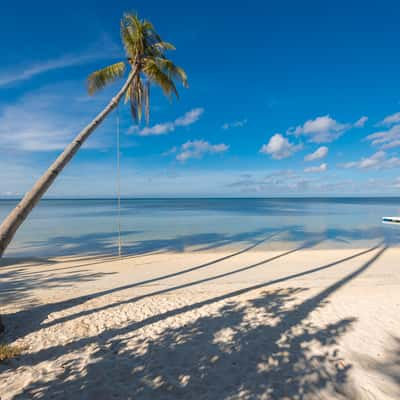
left=1, top=243, right=400, bottom=399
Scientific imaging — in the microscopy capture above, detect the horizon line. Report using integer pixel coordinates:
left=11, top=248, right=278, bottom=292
left=2, top=195, right=400, bottom=201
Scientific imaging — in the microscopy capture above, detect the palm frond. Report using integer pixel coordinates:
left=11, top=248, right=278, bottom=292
left=144, top=80, right=150, bottom=123
left=120, top=21, right=136, bottom=57
left=128, top=76, right=149, bottom=122
left=154, top=41, right=176, bottom=51
left=87, top=62, right=126, bottom=95
left=143, top=59, right=178, bottom=99
left=123, top=13, right=145, bottom=56
left=129, top=79, right=138, bottom=121
left=135, top=77, right=144, bottom=121
left=124, top=83, right=131, bottom=104
left=142, top=20, right=155, bottom=32
left=156, top=58, right=188, bottom=87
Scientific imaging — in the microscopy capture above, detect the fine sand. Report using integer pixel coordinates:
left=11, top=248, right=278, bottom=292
left=0, top=242, right=399, bottom=399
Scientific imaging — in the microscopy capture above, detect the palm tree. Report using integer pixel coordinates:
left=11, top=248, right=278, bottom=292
left=0, top=12, right=187, bottom=258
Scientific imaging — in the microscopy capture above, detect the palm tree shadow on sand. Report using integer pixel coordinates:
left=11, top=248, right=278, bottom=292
left=0, top=234, right=369, bottom=340
left=5, top=245, right=386, bottom=399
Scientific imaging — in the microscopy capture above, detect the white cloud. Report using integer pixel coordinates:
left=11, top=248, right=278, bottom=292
left=227, top=170, right=317, bottom=193
left=0, top=35, right=120, bottom=87
left=380, top=112, right=400, bottom=126
left=134, top=108, right=204, bottom=136
left=175, top=140, right=228, bottom=162
left=136, top=122, right=175, bottom=136
left=175, top=108, right=204, bottom=127
left=0, top=82, right=110, bottom=152
left=287, top=114, right=365, bottom=143
left=0, top=55, right=94, bottom=87
left=287, top=115, right=348, bottom=143
left=222, top=119, right=247, bottom=130
left=354, top=116, right=368, bottom=127
left=342, top=151, right=400, bottom=170
left=304, top=146, right=328, bottom=161
left=304, top=163, right=327, bottom=173
left=366, top=124, right=400, bottom=149
left=226, top=170, right=400, bottom=195
left=260, top=133, right=301, bottom=159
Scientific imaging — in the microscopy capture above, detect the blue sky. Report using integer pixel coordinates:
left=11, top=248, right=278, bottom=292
left=1, top=0, right=400, bottom=197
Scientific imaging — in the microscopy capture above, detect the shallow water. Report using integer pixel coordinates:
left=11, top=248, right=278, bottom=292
left=1, top=198, right=400, bottom=257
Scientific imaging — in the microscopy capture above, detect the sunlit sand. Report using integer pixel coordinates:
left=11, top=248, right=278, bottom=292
left=1, top=241, right=399, bottom=399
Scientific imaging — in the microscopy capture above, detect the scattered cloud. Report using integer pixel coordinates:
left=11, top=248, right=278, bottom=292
left=260, top=133, right=301, bottom=159
left=132, top=108, right=204, bottom=136
left=342, top=150, right=400, bottom=170
left=304, top=146, right=328, bottom=161
left=227, top=170, right=317, bottom=193
left=0, top=35, right=120, bottom=87
left=175, top=140, right=228, bottom=162
left=222, top=119, right=247, bottom=130
left=287, top=115, right=365, bottom=143
left=287, top=115, right=348, bottom=143
left=366, top=124, right=400, bottom=149
left=304, top=163, right=328, bottom=173
left=380, top=112, right=400, bottom=126
left=354, top=116, right=368, bottom=127
left=0, top=82, right=110, bottom=152
left=134, top=122, right=175, bottom=136
left=175, top=108, right=204, bottom=127
left=226, top=170, right=400, bottom=195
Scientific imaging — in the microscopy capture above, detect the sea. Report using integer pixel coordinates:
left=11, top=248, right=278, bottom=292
left=1, top=197, right=400, bottom=258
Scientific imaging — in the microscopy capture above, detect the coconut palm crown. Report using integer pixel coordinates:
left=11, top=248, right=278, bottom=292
left=88, top=12, right=188, bottom=123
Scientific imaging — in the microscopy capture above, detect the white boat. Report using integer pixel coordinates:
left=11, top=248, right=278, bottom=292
left=382, top=216, right=400, bottom=224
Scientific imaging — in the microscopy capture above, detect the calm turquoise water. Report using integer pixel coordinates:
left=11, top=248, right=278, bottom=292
left=1, top=198, right=400, bottom=257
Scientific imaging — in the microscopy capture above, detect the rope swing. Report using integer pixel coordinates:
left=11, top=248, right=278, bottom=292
left=116, top=104, right=122, bottom=257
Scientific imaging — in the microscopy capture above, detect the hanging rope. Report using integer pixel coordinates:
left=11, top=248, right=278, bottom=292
left=116, top=104, right=122, bottom=257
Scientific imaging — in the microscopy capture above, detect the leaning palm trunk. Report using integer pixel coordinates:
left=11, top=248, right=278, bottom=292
left=0, top=66, right=139, bottom=258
